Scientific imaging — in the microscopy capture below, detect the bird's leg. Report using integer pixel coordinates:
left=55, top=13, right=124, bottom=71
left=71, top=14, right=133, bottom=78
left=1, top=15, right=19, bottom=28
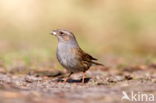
left=82, top=72, right=86, bottom=83
left=64, top=72, right=73, bottom=83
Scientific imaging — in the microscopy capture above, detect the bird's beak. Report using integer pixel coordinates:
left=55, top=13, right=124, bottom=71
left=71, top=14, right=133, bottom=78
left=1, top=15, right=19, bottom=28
left=50, top=30, right=57, bottom=36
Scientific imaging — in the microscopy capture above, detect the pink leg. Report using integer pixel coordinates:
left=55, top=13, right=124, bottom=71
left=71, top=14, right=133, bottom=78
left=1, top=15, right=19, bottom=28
left=64, top=72, right=73, bottom=83
left=82, top=72, right=86, bottom=83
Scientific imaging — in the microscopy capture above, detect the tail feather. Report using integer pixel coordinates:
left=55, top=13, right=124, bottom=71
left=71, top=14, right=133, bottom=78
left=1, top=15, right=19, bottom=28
left=91, top=61, right=104, bottom=66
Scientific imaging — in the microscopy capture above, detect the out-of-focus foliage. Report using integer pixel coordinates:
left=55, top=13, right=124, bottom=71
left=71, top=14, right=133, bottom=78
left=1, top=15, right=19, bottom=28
left=0, top=0, right=156, bottom=55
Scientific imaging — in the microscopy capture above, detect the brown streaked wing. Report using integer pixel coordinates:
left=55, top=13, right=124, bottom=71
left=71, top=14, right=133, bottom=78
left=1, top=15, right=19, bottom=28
left=71, top=48, right=97, bottom=62
left=80, top=49, right=97, bottom=61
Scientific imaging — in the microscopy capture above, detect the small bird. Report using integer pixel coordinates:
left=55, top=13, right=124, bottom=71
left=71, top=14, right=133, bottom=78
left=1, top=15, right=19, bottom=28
left=50, top=29, right=103, bottom=83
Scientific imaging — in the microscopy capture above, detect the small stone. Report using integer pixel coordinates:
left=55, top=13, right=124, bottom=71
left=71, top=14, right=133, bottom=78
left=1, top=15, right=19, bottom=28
left=125, top=75, right=133, bottom=80
left=25, top=75, right=42, bottom=83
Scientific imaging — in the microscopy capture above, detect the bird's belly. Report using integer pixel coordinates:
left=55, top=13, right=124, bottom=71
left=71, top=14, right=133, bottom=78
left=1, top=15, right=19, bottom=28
left=57, top=50, right=82, bottom=73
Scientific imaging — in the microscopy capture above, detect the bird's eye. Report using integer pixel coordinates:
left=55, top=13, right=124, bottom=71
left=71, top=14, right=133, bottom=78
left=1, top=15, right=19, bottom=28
left=60, top=31, right=64, bottom=35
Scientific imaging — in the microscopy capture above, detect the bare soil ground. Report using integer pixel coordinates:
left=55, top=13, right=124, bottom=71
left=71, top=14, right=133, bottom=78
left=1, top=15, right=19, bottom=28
left=0, top=56, right=156, bottom=103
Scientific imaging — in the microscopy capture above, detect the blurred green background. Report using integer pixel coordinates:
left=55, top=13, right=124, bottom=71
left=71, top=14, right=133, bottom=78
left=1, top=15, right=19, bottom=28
left=0, top=0, right=156, bottom=71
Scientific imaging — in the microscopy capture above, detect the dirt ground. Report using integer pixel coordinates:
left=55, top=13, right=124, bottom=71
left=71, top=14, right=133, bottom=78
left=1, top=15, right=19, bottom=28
left=0, top=56, right=156, bottom=103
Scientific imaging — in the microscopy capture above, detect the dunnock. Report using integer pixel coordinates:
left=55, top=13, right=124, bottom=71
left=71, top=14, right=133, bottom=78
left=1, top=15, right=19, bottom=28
left=50, top=29, right=103, bottom=83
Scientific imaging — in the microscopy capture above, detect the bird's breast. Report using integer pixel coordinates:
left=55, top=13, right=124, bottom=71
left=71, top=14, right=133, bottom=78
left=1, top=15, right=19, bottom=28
left=57, top=44, right=79, bottom=69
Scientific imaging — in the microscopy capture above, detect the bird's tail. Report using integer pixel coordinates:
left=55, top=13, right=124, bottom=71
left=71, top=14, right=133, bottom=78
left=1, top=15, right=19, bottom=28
left=91, top=61, right=104, bottom=66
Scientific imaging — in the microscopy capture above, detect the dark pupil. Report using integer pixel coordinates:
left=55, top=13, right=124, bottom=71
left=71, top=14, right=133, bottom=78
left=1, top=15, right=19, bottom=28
left=60, top=32, right=64, bottom=35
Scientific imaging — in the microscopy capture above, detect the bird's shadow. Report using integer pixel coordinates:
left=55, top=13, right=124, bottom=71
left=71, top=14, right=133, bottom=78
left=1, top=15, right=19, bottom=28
left=56, top=77, right=91, bottom=83
left=27, top=70, right=90, bottom=83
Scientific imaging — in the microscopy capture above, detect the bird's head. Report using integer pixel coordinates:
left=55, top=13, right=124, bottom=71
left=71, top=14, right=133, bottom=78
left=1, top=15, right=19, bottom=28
left=50, top=29, right=76, bottom=42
